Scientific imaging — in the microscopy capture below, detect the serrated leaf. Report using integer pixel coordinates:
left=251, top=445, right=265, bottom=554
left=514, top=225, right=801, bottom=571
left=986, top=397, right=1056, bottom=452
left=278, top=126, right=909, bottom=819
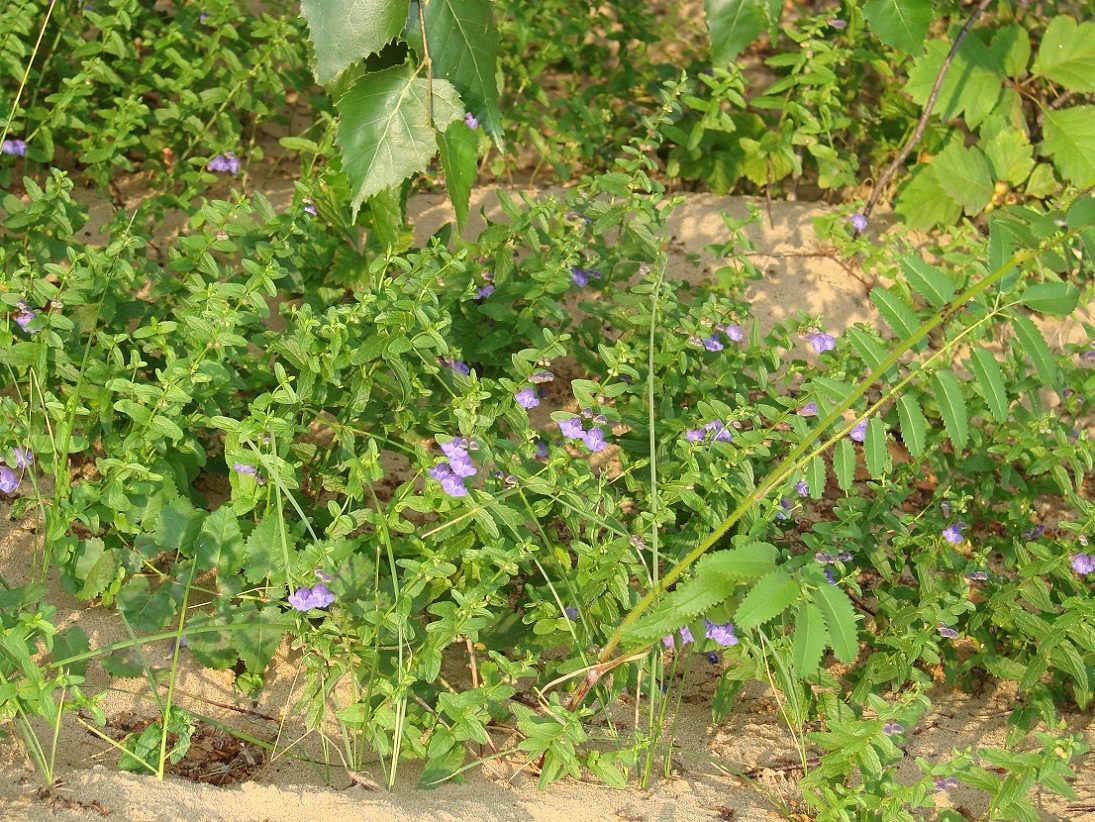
left=968, top=349, right=1009, bottom=424
left=814, top=583, right=858, bottom=663
left=863, top=0, right=932, bottom=54
left=906, top=37, right=1003, bottom=128
left=734, top=569, right=799, bottom=631
left=705, top=0, right=768, bottom=64
left=117, top=576, right=178, bottom=634
left=1011, top=314, right=1058, bottom=385
left=69, top=538, right=121, bottom=601
left=630, top=574, right=736, bottom=640
left=806, top=455, right=826, bottom=500
left=983, top=127, right=1035, bottom=186
left=870, top=287, right=919, bottom=340
left=931, top=143, right=993, bottom=216
left=193, top=506, right=243, bottom=573
left=1020, top=282, right=1080, bottom=316
left=833, top=438, right=855, bottom=492
left=438, top=118, right=478, bottom=229
left=1031, top=16, right=1095, bottom=93
left=896, top=394, right=927, bottom=458
left=900, top=256, right=954, bottom=308
left=697, top=541, right=778, bottom=581
left=232, top=603, right=286, bottom=675
left=864, top=418, right=889, bottom=478
left=300, top=0, right=410, bottom=85
left=932, top=369, right=969, bottom=452
left=993, top=25, right=1031, bottom=78
left=792, top=601, right=829, bottom=677
left=414, top=0, right=503, bottom=146
left=895, top=162, right=963, bottom=229
left=845, top=327, right=888, bottom=371
left=1040, top=107, right=1095, bottom=187
left=336, top=65, right=463, bottom=221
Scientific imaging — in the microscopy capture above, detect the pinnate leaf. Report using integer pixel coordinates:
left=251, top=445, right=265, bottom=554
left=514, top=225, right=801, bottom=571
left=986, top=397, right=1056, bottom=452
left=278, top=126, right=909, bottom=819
left=870, top=287, right=919, bottom=341
left=814, top=583, right=858, bottom=663
left=896, top=394, right=927, bottom=458
left=697, top=541, right=778, bottom=581
left=900, top=256, right=954, bottom=308
left=833, top=438, right=855, bottom=492
left=792, top=601, right=829, bottom=677
left=1020, top=282, right=1080, bottom=316
left=864, top=418, right=889, bottom=479
left=1011, top=314, right=1058, bottom=386
left=734, top=569, right=799, bottom=631
left=300, top=0, right=410, bottom=85
left=932, top=369, right=968, bottom=452
left=968, top=349, right=1009, bottom=424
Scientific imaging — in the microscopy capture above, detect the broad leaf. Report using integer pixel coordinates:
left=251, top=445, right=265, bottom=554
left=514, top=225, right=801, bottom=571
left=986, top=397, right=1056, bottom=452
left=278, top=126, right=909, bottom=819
left=932, top=369, right=969, bottom=452
left=792, top=601, right=829, bottom=677
left=336, top=65, right=463, bottom=220
left=1031, top=16, right=1095, bottom=93
left=896, top=394, right=927, bottom=458
left=414, top=0, right=503, bottom=145
left=734, top=569, right=799, bottom=631
left=968, top=348, right=1009, bottom=424
left=932, top=143, right=994, bottom=216
left=983, top=126, right=1035, bottom=186
left=300, top=0, right=410, bottom=85
left=895, top=163, right=963, bottom=229
left=906, top=37, right=1004, bottom=128
left=117, top=576, right=178, bottom=634
left=705, top=0, right=768, bottom=64
left=232, top=603, right=286, bottom=674
left=1020, top=282, right=1080, bottom=316
left=814, top=584, right=858, bottom=663
left=1040, top=107, right=1095, bottom=187
left=438, top=118, right=479, bottom=229
left=194, top=505, right=244, bottom=573
left=863, top=0, right=933, bottom=54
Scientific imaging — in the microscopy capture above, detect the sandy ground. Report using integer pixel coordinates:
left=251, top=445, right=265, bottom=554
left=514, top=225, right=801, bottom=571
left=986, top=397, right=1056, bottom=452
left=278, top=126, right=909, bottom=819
left=3, top=189, right=1095, bottom=821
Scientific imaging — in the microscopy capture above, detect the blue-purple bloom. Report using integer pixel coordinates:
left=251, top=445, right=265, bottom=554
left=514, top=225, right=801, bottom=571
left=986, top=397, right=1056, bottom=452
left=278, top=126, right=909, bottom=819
left=581, top=427, right=607, bottom=452
left=824, top=568, right=837, bottom=585
left=442, top=358, right=471, bottom=375
left=232, top=462, right=266, bottom=485
left=303, top=200, right=317, bottom=215
left=662, top=625, right=694, bottom=648
left=797, top=402, right=819, bottom=417
left=704, top=619, right=738, bottom=647
left=564, top=606, right=578, bottom=620
left=968, top=570, right=988, bottom=582
left=776, top=498, right=792, bottom=520
left=849, top=419, right=868, bottom=442
left=942, top=522, right=967, bottom=544
left=12, top=448, right=32, bottom=469
left=429, top=462, right=468, bottom=497
left=934, top=777, right=959, bottom=791
left=570, top=267, right=600, bottom=287
left=0, top=466, right=18, bottom=495
left=1, top=139, right=27, bottom=157
left=1071, top=553, right=1095, bottom=575
left=830, top=18, right=847, bottom=29
left=882, top=721, right=903, bottom=736
left=535, top=440, right=549, bottom=459
left=15, top=306, right=37, bottom=332
left=848, top=213, right=868, bottom=231
left=559, top=417, right=584, bottom=439
left=530, top=371, right=554, bottom=383
left=718, top=323, right=744, bottom=342
left=314, top=568, right=332, bottom=583
left=288, top=583, right=335, bottom=611
left=808, top=332, right=836, bottom=353
left=475, top=284, right=495, bottom=299
left=702, top=334, right=724, bottom=352
left=464, top=112, right=479, bottom=129
left=706, top=651, right=720, bottom=664
left=938, top=624, right=959, bottom=639
left=207, top=152, right=240, bottom=174
left=515, top=387, right=540, bottom=409
left=794, top=481, right=809, bottom=498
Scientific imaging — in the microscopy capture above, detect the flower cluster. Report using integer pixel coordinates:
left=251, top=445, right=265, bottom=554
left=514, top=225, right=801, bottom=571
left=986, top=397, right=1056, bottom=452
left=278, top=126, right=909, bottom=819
left=934, top=777, right=959, bottom=791
left=288, top=582, right=335, bottom=611
left=1, top=138, right=27, bottom=156
left=691, top=323, right=743, bottom=352
left=208, top=152, right=240, bottom=174
left=816, top=551, right=854, bottom=564
left=881, top=721, right=903, bottom=736
left=559, top=412, right=608, bottom=452
left=662, top=625, right=694, bottom=648
left=515, top=370, right=552, bottom=409
left=704, top=619, right=738, bottom=646
left=685, top=419, right=733, bottom=444
left=429, top=437, right=477, bottom=497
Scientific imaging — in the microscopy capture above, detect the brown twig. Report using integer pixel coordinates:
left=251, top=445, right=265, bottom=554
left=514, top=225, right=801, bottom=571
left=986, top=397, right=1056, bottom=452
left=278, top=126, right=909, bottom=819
left=858, top=0, right=996, bottom=231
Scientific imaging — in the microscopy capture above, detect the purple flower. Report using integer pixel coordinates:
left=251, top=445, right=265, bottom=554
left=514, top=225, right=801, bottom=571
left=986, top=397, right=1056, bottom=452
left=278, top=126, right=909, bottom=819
left=849, top=419, right=868, bottom=443
left=535, top=441, right=549, bottom=459
left=794, top=481, right=809, bottom=498
left=662, top=626, right=694, bottom=648
left=0, top=466, right=18, bottom=494
left=706, top=651, right=720, bottom=664
left=564, top=606, right=578, bottom=620
left=475, top=284, right=495, bottom=300
left=530, top=371, right=554, bottom=383
left=571, top=267, right=589, bottom=287
left=808, top=332, right=836, bottom=354
left=559, top=417, right=584, bottom=439
left=834, top=551, right=853, bottom=563
left=702, top=334, right=724, bottom=352
left=442, top=358, right=471, bottom=375
left=968, top=570, right=988, bottom=582
left=199, top=11, right=211, bottom=23
left=934, top=777, right=959, bottom=791
left=704, top=420, right=733, bottom=443
left=776, top=498, right=792, bottom=521
left=824, top=568, right=837, bottom=585
left=12, top=448, right=32, bottom=469
left=1023, top=525, right=1045, bottom=540
left=938, top=624, right=959, bottom=639
left=816, top=552, right=836, bottom=564
left=581, top=427, right=607, bottom=452
left=515, top=387, right=540, bottom=409
left=848, top=213, right=868, bottom=231
left=721, top=324, right=744, bottom=342
left=232, top=462, right=257, bottom=475
left=704, top=619, right=738, bottom=647
left=464, top=112, right=479, bottom=129
left=942, top=522, right=967, bottom=544
left=15, top=308, right=37, bottom=332
left=429, top=463, right=467, bottom=497
left=686, top=428, right=705, bottom=442
left=882, top=721, right=903, bottom=736
left=829, top=19, right=847, bottom=29
left=314, top=568, right=332, bottom=583
left=1, top=139, right=27, bottom=157
left=288, top=583, right=335, bottom=612
left=303, top=200, right=317, bottom=215
left=797, top=402, right=819, bottom=417
left=1071, top=553, right=1095, bottom=575
left=207, top=152, right=240, bottom=174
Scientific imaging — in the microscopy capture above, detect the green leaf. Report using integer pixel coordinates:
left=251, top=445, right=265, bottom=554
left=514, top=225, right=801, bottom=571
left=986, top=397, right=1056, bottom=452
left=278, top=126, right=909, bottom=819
left=697, top=541, right=778, bottom=581
left=705, top=0, right=768, bottom=64
left=438, top=118, right=479, bottom=229
left=792, top=601, right=830, bottom=677
left=968, top=349, right=1009, bottom=424
left=900, top=256, right=955, bottom=308
left=1011, top=314, right=1058, bottom=385
left=863, top=0, right=933, bottom=54
left=833, top=438, right=855, bottom=492
left=415, top=0, right=503, bottom=146
left=1031, top=16, right=1095, bottom=92
left=630, top=573, right=736, bottom=640
left=300, top=0, right=410, bottom=85
left=895, top=162, right=963, bottom=229
left=68, top=538, right=121, bottom=601
left=931, top=143, right=994, bottom=216
left=734, top=569, right=799, bottom=631
left=1020, top=282, right=1080, bottom=316
left=336, top=64, right=463, bottom=221
left=1040, top=107, right=1095, bottom=187
left=845, top=327, right=888, bottom=371
left=906, top=37, right=1004, bottom=128
left=193, top=506, right=244, bottom=573
left=117, top=576, right=178, bottom=634
left=932, top=369, right=969, bottom=452
left=983, top=126, right=1035, bottom=186
left=864, top=418, right=888, bottom=479
left=870, top=287, right=919, bottom=340
left=814, top=584, right=858, bottom=663
left=896, top=394, right=927, bottom=458
left=806, top=455, right=826, bottom=500
left=232, top=603, right=286, bottom=675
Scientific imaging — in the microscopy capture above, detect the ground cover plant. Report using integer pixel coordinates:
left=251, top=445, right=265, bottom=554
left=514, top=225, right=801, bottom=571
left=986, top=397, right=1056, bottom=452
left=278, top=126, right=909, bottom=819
left=1, top=1, right=1095, bottom=820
